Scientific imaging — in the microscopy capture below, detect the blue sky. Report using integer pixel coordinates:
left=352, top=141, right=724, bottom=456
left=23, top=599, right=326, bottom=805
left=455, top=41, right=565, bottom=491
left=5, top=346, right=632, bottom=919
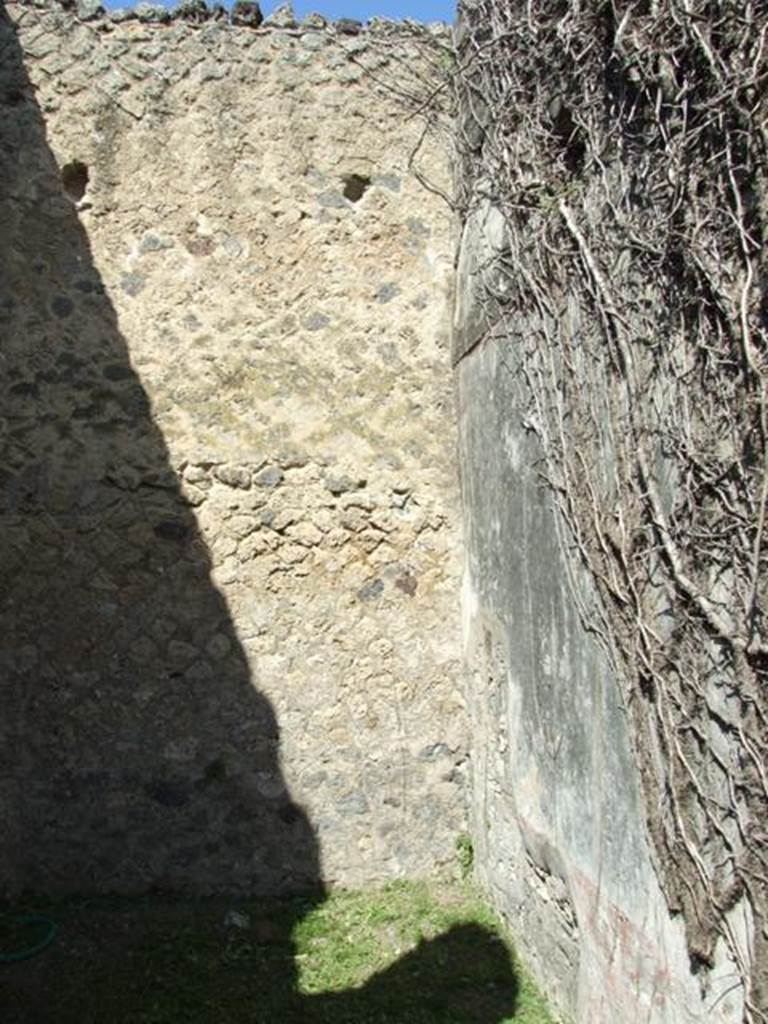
left=103, top=1, right=456, bottom=24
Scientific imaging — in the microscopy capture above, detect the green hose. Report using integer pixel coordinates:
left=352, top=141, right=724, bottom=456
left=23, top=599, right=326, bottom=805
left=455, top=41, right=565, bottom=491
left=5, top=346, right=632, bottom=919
left=0, top=914, right=57, bottom=963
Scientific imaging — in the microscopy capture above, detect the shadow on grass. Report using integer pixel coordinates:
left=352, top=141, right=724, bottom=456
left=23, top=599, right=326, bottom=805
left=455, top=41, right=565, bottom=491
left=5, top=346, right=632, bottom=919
left=1, top=896, right=520, bottom=1024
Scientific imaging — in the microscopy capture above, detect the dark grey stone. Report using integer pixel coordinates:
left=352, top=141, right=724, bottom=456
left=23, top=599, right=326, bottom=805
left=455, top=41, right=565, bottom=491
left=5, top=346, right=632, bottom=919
left=357, top=578, right=384, bottom=601
left=374, top=282, right=399, bottom=304
left=254, top=465, right=284, bottom=488
left=335, top=17, right=362, bottom=35
left=182, top=314, right=201, bottom=332
left=174, top=0, right=210, bottom=22
left=231, top=0, right=262, bottom=26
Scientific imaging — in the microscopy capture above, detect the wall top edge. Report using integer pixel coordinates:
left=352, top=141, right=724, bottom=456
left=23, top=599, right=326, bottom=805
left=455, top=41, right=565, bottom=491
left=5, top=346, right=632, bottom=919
left=5, top=0, right=451, bottom=40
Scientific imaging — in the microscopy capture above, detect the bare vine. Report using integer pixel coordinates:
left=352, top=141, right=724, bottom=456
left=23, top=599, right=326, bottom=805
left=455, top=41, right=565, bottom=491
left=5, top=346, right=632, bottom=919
left=450, top=2, right=768, bottom=1020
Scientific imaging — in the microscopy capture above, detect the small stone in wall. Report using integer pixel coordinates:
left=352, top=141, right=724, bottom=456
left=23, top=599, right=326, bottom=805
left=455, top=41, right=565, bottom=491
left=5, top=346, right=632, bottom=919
left=184, top=464, right=211, bottom=485
left=181, top=482, right=206, bottom=506
left=280, top=543, right=309, bottom=565
left=135, top=3, right=172, bottom=22
left=340, top=491, right=375, bottom=511
left=335, top=17, right=362, bottom=35
left=185, top=236, right=214, bottom=257
left=120, top=272, right=146, bottom=297
left=278, top=451, right=308, bottom=469
left=214, top=464, right=251, bottom=489
left=337, top=791, right=369, bottom=816
left=182, top=314, right=202, bottom=332
left=175, top=0, right=210, bottom=22
left=301, top=12, right=326, bottom=28
left=139, top=233, right=174, bottom=254
left=323, top=474, right=362, bottom=495
left=231, top=1, right=263, bottom=27
left=225, top=515, right=259, bottom=540
left=254, top=465, right=284, bottom=488
left=373, top=282, right=400, bottom=304
left=395, top=573, right=417, bottom=596
left=340, top=508, right=367, bottom=533
left=287, top=522, right=323, bottom=547
left=373, top=173, right=401, bottom=192
left=406, top=216, right=430, bottom=237
left=369, top=542, right=396, bottom=566
left=167, top=640, right=199, bottom=668
left=271, top=508, right=299, bottom=532
left=263, top=2, right=296, bottom=27
left=357, top=578, right=384, bottom=601
left=316, top=190, right=348, bottom=210
left=206, top=633, right=232, bottom=659
left=76, top=0, right=103, bottom=21
left=370, top=509, right=396, bottom=533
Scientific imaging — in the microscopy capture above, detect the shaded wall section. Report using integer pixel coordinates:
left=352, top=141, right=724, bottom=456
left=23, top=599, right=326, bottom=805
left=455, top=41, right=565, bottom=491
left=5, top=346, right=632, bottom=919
left=1, top=1, right=464, bottom=897
left=0, top=1, right=320, bottom=898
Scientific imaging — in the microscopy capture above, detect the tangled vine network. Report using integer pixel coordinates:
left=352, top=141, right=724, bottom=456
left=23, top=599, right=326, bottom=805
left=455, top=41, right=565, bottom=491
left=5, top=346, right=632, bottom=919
left=366, top=2, right=767, bottom=1016
left=441, top=2, right=768, bottom=1019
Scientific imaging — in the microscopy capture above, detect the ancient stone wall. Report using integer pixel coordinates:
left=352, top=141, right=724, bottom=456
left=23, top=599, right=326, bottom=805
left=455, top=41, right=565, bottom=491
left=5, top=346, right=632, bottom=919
left=0, top=0, right=465, bottom=898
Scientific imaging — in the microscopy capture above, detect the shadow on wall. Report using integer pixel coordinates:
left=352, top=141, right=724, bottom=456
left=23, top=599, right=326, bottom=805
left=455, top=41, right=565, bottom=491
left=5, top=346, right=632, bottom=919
left=0, top=1, right=319, bottom=906
left=0, top=4, right=517, bottom=1021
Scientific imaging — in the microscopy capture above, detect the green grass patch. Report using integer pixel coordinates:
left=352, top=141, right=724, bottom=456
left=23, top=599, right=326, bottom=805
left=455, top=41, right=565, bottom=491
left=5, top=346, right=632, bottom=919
left=1, top=880, right=558, bottom=1024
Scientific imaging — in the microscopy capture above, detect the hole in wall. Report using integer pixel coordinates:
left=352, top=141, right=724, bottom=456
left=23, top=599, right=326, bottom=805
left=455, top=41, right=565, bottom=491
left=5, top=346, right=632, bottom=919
left=61, top=160, right=89, bottom=203
left=342, top=173, right=371, bottom=203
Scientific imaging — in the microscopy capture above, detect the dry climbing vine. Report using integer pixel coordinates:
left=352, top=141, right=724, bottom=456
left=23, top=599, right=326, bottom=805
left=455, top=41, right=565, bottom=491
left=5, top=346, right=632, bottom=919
left=450, top=2, right=768, bottom=1019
